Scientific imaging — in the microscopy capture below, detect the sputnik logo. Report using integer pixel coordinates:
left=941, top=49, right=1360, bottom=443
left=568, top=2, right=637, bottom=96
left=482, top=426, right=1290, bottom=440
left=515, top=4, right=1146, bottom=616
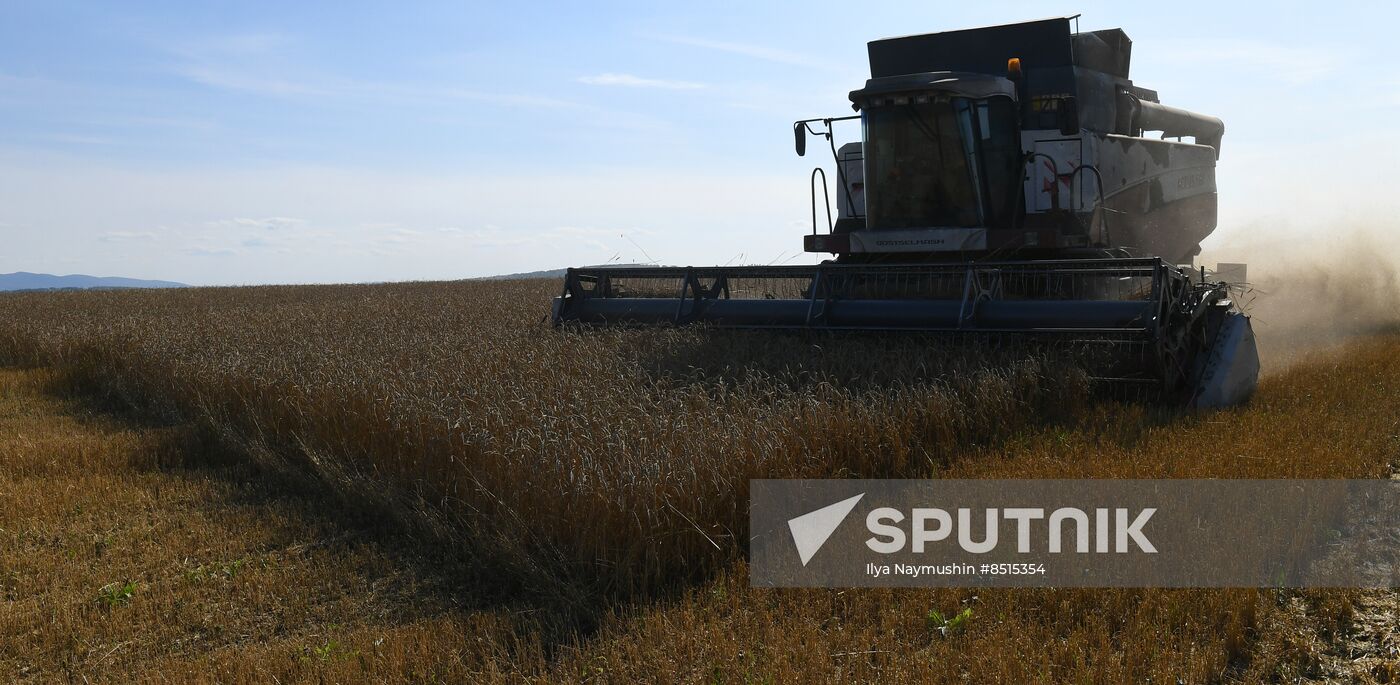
left=787, top=493, right=864, bottom=566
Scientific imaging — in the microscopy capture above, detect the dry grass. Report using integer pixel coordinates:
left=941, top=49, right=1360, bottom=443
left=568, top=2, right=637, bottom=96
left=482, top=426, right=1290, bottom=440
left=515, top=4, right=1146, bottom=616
left=0, top=280, right=1395, bottom=683
left=0, top=281, right=1088, bottom=605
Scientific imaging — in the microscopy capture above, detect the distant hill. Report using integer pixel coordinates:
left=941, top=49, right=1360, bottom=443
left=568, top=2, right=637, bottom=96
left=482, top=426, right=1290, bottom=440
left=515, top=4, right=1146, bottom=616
left=0, top=272, right=186, bottom=292
left=484, top=264, right=658, bottom=280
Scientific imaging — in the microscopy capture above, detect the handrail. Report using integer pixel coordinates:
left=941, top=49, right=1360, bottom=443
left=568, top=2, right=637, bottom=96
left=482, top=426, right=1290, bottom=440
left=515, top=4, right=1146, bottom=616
left=810, top=167, right=832, bottom=235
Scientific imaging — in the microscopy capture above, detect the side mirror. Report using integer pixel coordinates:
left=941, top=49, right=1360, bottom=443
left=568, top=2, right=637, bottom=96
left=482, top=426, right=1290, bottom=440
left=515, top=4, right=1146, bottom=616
left=1058, top=97, right=1080, bottom=136
left=794, top=123, right=807, bottom=156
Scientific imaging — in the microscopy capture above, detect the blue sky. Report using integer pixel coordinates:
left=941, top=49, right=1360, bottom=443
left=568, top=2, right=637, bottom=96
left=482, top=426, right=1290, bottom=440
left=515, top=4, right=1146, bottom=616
left=1, top=1, right=1395, bottom=285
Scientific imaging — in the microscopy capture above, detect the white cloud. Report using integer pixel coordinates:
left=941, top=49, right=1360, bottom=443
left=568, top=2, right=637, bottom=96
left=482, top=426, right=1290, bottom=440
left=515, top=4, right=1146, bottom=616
left=176, top=65, right=588, bottom=110
left=577, top=73, right=705, bottom=90
left=453, top=225, right=537, bottom=249
left=196, top=32, right=292, bottom=57
left=207, top=216, right=305, bottom=231
left=177, top=65, right=333, bottom=97
left=429, top=87, right=580, bottom=109
left=185, top=246, right=238, bottom=257
left=654, top=34, right=823, bottom=68
left=379, top=227, right=426, bottom=245
left=167, top=31, right=583, bottom=110
left=550, top=226, right=615, bottom=238
left=420, top=225, right=649, bottom=251
left=41, top=133, right=121, bottom=146
left=98, top=230, right=158, bottom=242
left=165, top=34, right=328, bottom=96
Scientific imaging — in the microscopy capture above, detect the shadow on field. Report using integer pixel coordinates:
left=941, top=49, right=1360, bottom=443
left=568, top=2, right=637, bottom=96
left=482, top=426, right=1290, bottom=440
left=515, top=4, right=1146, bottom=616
left=31, top=367, right=600, bottom=651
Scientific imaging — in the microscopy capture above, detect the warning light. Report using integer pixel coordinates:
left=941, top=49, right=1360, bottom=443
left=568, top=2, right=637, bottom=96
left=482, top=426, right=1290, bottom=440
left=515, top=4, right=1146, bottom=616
left=1007, top=57, right=1023, bottom=78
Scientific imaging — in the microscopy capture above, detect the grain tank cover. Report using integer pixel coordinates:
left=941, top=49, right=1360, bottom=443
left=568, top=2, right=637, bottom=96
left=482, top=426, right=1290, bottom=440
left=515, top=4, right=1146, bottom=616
left=866, top=18, right=1133, bottom=80
left=867, top=18, right=1075, bottom=78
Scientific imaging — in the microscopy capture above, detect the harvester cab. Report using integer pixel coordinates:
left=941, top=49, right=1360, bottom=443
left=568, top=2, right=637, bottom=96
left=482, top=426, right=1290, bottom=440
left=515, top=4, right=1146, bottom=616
left=798, top=18, right=1223, bottom=264
left=552, top=17, right=1259, bottom=408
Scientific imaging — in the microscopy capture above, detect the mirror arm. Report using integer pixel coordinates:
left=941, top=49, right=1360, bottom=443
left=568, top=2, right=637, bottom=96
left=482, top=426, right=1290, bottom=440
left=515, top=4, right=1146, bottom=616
left=792, top=115, right=862, bottom=218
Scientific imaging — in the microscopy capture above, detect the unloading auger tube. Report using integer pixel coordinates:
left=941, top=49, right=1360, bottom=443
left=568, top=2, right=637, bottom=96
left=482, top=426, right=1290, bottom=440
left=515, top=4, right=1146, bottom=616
left=549, top=17, right=1261, bottom=407
left=550, top=258, right=1258, bottom=407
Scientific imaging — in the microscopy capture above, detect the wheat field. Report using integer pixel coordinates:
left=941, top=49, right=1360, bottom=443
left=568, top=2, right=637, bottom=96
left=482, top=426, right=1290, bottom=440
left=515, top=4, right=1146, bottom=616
left=0, top=280, right=1395, bottom=683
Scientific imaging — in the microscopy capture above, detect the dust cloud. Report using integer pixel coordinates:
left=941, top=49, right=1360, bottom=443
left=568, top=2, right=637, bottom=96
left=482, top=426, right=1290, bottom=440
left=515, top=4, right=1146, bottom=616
left=1201, top=225, right=1400, bottom=370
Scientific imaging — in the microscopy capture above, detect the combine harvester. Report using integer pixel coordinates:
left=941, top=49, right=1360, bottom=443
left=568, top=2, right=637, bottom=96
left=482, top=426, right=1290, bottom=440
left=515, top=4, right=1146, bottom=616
left=552, top=17, right=1259, bottom=407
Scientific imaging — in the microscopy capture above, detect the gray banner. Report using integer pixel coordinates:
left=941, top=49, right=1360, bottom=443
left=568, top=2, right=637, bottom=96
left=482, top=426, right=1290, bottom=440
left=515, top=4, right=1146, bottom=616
left=750, top=480, right=1399, bottom=588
